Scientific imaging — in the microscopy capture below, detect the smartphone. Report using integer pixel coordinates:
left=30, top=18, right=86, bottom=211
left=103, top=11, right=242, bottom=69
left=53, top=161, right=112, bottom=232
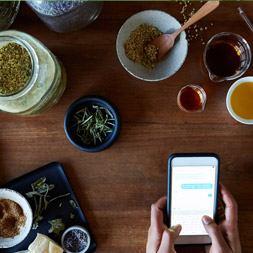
left=167, top=153, right=219, bottom=245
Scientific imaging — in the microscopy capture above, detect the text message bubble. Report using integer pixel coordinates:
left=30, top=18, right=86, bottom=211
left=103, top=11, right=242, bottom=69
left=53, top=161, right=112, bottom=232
left=181, top=183, right=213, bottom=189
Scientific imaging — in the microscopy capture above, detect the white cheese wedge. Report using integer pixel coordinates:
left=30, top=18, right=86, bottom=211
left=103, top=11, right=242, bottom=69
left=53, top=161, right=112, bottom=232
left=28, top=233, right=63, bottom=253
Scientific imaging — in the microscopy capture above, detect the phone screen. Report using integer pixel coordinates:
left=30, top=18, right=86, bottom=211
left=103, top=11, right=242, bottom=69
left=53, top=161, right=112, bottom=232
left=170, top=165, right=216, bottom=235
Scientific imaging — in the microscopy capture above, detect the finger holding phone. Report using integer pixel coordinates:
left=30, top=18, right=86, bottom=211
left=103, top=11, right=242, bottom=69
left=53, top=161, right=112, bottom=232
left=146, top=184, right=241, bottom=253
left=146, top=153, right=241, bottom=253
left=202, top=183, right=241, bottom=253
left=146, top=196, right=182, bottom=253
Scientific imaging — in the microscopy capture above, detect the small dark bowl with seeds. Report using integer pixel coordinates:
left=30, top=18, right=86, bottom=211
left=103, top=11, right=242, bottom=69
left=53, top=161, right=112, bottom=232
left=64, top=96, right=121, bottom=152
left=61, top=225, right=91, bottom=253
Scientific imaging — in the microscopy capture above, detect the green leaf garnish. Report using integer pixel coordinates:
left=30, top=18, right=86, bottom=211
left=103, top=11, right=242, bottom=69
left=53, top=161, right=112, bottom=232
left=70, top=200, right=78, bottom=209
left=48, top=218, right=65, bottom=236
left=26, top=177, right=70, bottom=229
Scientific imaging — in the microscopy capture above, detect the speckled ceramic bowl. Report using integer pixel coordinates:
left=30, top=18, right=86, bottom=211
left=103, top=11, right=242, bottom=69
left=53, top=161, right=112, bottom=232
left=0, top=188, right=33, bottom=248
left=116, top=10, right=188, bottom=82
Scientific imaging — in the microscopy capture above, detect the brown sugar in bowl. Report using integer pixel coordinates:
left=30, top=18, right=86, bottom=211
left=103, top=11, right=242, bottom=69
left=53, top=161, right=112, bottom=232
left=0, top=188, right=33, bottom=248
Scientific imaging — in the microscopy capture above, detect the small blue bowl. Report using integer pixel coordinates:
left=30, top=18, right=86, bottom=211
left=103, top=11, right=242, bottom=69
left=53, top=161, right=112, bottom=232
left=64, top=96, right=121, bottom=152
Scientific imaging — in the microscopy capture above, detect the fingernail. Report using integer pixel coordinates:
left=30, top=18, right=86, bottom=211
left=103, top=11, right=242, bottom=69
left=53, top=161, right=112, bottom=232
left=171, top=224, right=182, bottom=232
left=202, top=215, right=212, bottom=225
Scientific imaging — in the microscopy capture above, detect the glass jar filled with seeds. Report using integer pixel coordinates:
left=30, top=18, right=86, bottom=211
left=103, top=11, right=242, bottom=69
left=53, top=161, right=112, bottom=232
left=0, top=1, right=20, bottom=31
left=0, top=30, right=66, bottom=116
left=26, top=1, right=103, bottom=33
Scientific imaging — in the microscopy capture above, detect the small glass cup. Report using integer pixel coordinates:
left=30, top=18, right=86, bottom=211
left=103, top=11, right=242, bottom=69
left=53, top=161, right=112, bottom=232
left=177, top=85, right=207, bottom=113
left=203, top=32, right=251, bottom=82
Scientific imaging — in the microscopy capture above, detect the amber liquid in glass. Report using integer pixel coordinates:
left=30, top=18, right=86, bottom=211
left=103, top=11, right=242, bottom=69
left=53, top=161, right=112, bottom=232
left=206, top=42, right=241, bottom=77
left=231, top=82, right=253, bottom=120
left=179, top=86, right=204, bottom=111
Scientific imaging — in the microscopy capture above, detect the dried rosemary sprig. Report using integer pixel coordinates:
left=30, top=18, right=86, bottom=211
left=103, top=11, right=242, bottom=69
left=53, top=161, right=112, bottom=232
left=72, top=105, right=115, bottom=145
left=26, top=177, right=70, bottom=229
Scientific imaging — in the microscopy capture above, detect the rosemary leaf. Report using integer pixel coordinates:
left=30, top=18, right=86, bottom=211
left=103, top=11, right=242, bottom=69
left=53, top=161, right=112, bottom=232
left=72, top=105, right=115, bottom=145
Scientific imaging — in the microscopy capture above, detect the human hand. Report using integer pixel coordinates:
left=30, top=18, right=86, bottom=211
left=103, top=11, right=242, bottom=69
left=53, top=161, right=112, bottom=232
left=146, top=196, right=182, bottom=253
left=202, top=183, right=241, bottom=253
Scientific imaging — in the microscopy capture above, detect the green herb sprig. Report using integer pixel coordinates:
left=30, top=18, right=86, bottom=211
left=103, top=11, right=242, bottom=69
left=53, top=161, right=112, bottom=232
left=48, top=218, right=65, bottom=236
left=26, top=177, right=70, bottom=229
left=70, top=199, right=78, bottom=209
left=72, top=105, right=115, bottom=145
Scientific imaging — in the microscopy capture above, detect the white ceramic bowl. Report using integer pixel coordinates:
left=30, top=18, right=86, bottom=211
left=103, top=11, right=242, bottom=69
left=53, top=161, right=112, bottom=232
left=116, top=10, right=188, bottom=82
left=0, top=188, right=33, bottom=248
left=61, top=225, right=91, bottom=253
left=226, top=76, right=253, bottom=125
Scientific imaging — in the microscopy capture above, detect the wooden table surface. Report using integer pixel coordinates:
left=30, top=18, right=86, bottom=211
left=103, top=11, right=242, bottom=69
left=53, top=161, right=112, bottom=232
left=0, top=1, right=253, bottom=252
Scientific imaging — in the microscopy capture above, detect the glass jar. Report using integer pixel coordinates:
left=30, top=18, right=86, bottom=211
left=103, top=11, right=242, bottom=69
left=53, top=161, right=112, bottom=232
left=203, top=32, right=251, bottom=82
left=0, top=1, right=20, bottom=31
left=0, top=30, right=66, bottom=116
left=26, top=1, right=103, bottom=33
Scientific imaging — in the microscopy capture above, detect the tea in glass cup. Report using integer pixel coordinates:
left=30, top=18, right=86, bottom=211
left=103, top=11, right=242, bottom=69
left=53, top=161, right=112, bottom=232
left=177, top=85, right=206, bottom=113
left=203, top=32, right=251, bottom=82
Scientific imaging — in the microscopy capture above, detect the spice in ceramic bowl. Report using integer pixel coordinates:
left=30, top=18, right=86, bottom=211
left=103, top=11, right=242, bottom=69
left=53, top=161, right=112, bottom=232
left=116, top=10, right=188, bottom=81
left=0, top=188, right=33, bottom=248
left=125, top=24, right=162, bottom=69
left=0, top=198, right=27, bottom=238
left=61, top=226, right=90, bottom=253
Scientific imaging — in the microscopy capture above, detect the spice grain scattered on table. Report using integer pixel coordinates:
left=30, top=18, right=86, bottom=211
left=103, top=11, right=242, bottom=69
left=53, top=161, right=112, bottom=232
left=178, top=1, right=213, bottom=45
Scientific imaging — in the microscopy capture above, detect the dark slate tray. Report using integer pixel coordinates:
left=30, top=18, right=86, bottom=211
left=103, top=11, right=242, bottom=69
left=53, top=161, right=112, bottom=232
left=0, top=162, right=96, bottom=253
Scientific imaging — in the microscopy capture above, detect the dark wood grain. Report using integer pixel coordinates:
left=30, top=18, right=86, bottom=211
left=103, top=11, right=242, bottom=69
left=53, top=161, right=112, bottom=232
left=0, top=1, right=253, bottom=252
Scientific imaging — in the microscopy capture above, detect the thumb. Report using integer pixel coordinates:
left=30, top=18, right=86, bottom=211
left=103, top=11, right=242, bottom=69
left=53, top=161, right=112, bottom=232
left=202, top=216, right=229, bottom=250
left=158, top=224, right=181, bottom=253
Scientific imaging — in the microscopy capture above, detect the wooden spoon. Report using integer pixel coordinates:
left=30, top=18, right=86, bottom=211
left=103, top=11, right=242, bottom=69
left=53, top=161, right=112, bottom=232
left=151, top=1, right=220, bottom=60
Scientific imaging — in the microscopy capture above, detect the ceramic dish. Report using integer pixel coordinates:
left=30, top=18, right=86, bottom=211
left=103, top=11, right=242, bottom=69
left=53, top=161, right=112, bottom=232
left=226, top=76, right=253, bottom=125
left=61, top=226, right=91, bottom=253
left=0, top=188, right=33, bottom=248
left=116, top=10, right=188, bottom=81
left=64, top=96, right=121, bottom=152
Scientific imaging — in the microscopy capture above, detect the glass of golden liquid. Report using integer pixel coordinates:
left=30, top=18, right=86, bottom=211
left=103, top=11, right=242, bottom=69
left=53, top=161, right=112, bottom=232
left=226, top=76, right=253, bottom=125
left=177, top=85, right=207, bottom=113
left=203, top=32, right=251, bottom=82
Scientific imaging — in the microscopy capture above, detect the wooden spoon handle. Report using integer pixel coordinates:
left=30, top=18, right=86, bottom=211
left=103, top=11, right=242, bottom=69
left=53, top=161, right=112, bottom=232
left=173, top=1, right=220, bottom=38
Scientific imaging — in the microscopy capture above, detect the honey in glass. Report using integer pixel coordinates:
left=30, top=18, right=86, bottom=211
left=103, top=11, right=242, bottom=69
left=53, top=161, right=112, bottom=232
left=177, top=85, right=206, bottom=113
